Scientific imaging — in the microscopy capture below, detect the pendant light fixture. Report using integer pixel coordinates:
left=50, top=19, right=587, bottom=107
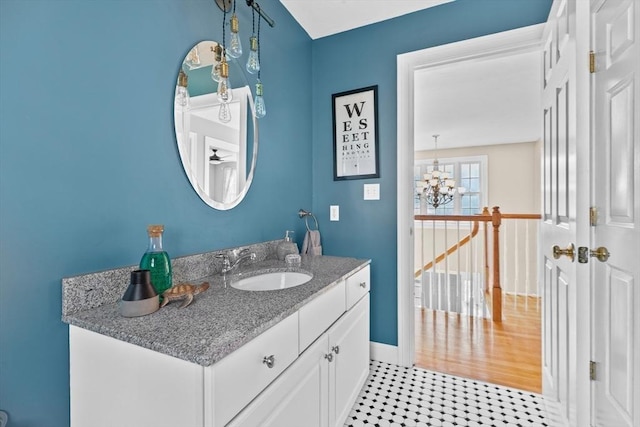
left=213, top=0, right=274, bottom=121
left=417, top=135, right=465, bottom=208
left=254, top=80, right=266, bottom=118
left=184, top=45, right=201, bottom=70
left=217, top=4, right=233, bottom=123
left=175, top=70, right=190, bottom=108
left=227, top=1, right=243, bottom=58
left=253, top=4, right=266, bottom=118
left=246, top=6, right=260, bottom=74
left=211, top=44, right=222, bottom=83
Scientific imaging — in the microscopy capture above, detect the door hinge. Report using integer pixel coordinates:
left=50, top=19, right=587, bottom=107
left=589, top=51, right=596, bottom=73
left=590, top=360, right=597, bottom=380
left=590, top=206, right=598, bottom=226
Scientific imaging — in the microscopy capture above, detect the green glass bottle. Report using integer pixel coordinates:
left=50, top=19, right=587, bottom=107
left=139, top=224, right=172, bottom=299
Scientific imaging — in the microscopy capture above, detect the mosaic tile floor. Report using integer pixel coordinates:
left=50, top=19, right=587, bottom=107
left=345, top=361, right=556, bottom=427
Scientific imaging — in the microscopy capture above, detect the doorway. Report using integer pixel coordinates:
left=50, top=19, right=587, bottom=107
left=396, top=24, right=546, bottom=381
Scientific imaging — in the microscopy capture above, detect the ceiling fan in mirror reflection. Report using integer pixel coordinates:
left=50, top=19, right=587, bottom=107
left=209, top=148, right=231, bottom=165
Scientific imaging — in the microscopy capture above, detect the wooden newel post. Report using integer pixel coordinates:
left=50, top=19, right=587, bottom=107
left=491, top=206, right=502, bottom=322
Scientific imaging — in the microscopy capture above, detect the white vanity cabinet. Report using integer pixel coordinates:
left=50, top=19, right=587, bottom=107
left=228, top=293, right=370, bottom=427
left=69, top=264, right=370, bottom=427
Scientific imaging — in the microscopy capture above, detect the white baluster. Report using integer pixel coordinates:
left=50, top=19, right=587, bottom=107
left=525, top=220, right=530, bottom=310
left=503, top=220, right=508, bottom=308
left=456, top=221, right=461, bottom=315
left=444, top=220, right=449, bottom=312
left=515, top=220, right=520, bottom=299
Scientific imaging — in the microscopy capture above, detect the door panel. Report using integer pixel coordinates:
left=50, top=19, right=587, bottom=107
left=558, top=272, right=570, bottom=414
left=557, top=77, right=570, bottom=223
left=608, top=77, right=635, bottom=223
left=592, top=1, right=639, bottom=425
left=541, top=1, right=578, bottom=424
left=543, top=259, right=556, bottom=398
left=544, top=107, right=553, bottom=220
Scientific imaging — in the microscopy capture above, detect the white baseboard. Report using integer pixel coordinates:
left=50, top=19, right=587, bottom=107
left=370, top=341, right=399, bottom=366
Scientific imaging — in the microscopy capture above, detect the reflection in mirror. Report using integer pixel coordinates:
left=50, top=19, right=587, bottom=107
left=174, top=40, right=258, bottom=210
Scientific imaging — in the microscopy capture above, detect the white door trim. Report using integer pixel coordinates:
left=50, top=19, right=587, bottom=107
left=396, top=23, right=545, bottom=368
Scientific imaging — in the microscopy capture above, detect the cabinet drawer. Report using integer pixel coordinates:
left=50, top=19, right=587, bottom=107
left=207, top=312, right=299, bottom=427
left=345, top=265, right=370, bottom=309
left=299, top=280, right=346, bottom=353
left=227, top=334, right=329, bottom=427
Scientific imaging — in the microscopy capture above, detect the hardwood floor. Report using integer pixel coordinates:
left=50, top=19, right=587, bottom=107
left=415, top=294, right=542, bottom=393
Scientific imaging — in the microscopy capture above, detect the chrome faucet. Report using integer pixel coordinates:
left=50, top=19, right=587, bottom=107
left=216, top=249, right=256, bottom=274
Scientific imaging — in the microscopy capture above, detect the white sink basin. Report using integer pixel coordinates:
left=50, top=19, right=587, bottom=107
left=231, top=271, right=313, bottom=291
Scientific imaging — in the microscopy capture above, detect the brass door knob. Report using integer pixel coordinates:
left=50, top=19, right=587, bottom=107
left=553, top=244, right=575, bottom=262
left=590, top=246, right=610, bottom=262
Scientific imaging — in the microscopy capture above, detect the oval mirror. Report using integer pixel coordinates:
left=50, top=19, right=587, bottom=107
left=174, top=40, right=258, bottom=210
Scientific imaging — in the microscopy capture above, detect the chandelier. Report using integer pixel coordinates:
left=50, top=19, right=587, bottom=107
left=417, top=135, right=465, bottom=208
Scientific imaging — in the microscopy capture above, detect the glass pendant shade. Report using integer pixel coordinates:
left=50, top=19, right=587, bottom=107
left=228, top=14, right=243, bottom=58
left=175, top=70, right=190, bottom=107
left=218, top=102, right=232, bottom=123
left=184, top=46, right=201, bottom=70
left=211, top=44, right=223, bottom=82
left=216, top=59, right=233, bottom=103
left=254, top=80, right=266, bottom=118
left=211, top=64, right=221, bottom=82
left=246, top=36, right=260, bottom=74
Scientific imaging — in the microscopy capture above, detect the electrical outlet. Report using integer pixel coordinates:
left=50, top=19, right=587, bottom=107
left=330, top=205, right=339, bottom=221
left=364, top=183, right=380, bottom=200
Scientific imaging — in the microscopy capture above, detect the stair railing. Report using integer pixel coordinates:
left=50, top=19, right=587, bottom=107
left=414, top=206, right=541, bottom=322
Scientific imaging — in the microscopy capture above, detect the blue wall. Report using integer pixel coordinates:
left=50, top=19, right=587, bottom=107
left=0, top=0, right=551, bottom=425
left=310, top=0, right=552, bottom=345
left=0, top=1, right=310, bottom=426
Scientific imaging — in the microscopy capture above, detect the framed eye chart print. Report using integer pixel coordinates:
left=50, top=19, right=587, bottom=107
left=332, top=85, right=379, bottom=180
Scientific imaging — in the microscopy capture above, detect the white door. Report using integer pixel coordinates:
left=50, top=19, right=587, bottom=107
left=540, top=0, right=583, bottom=424
left=591, top=0, right=640, bottom=425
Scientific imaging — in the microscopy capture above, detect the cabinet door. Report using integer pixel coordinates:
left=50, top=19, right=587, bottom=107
left=328, top=294, right=370, bottom=427
left=228, top=334, right=330, bottom=427
left=69, top=326, right=204, bottom=427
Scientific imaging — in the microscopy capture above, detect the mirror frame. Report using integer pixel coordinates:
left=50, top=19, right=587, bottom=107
left=174, top=40, right=259, bottom=210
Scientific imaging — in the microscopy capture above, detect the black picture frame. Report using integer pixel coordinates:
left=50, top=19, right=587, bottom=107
left=332, top=85, right=379, bottom=180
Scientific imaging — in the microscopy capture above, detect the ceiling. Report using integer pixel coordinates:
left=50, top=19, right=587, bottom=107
left=279, top=0, right=541, bottom=150
left=414, top=50, right=541, bottom=151
left=279, top=0, right=453, bottom=40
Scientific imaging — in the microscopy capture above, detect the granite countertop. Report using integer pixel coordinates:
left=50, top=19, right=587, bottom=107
left=63, top=255, right=369, bottom=367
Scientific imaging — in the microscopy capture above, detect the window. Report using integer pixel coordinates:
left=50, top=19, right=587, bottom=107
left=414, top=155, right=487, bottom=216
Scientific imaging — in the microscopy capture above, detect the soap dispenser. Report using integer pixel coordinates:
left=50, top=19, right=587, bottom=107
left=277, top=230, right=299, bottom=260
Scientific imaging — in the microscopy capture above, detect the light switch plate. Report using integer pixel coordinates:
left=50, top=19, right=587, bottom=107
left=364, top=183, right=380, bottom=200
left=330, top=205, right=339, bottom=221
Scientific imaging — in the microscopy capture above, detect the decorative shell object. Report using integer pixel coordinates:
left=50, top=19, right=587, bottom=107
left=160, top=282, right=210, bottom=308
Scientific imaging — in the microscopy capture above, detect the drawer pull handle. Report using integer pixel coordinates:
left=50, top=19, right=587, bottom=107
left=359, top=282, right=367, bottom=288
left=332, top=345, right=340, bottom=354
left=324, top=353, right=333, bottom=362
left=262, top=355, right=275, bottom=368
